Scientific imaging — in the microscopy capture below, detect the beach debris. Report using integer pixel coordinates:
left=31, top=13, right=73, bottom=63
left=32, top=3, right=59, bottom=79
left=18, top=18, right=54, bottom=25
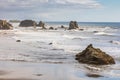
left=75, top=44, right=115, bottom=65
left=0, top=20, right=13, bottom=30
left=38, top=21, right=46, bottom=29
left=68, top=21, right=79, bottom=30
left=19, top=20, right=37, bottom=27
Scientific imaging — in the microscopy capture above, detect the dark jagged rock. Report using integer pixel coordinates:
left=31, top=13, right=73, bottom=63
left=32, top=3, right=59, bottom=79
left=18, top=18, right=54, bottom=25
left=0, top=20, right=13, bottom=30
left=16, top=40, right=21, bottom=42
left=68, top=21, right=79, bottom=30
left=61, top=25, right=65, bottom=28
left=19, top=20, right=37, bottom=27
left=75, top=44, right=115, bottom=65
left=38, top=21, right=46, bottom=29
left=49, top=27, right=54, bottom=30
left=79, top=29, right=84, bottom=31
left=49, top=42, right=52, bottom=45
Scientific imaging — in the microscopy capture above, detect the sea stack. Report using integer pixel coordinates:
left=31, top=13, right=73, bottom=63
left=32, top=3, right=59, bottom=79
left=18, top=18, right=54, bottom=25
left=38, top=21, right=46, bottom=29
left=19, top=20, right=37, bottom=27
left=0, top=20, right=13, bottom=30
left=68, top=21, right=79, bottom=30
left=75, top=44, right=115, bottom=65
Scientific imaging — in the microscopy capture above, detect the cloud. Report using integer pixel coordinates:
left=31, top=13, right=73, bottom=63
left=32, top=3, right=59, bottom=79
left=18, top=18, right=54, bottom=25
left=0, top=0, right=102, bottom=20
left=0, top=0, right=101, bottom=9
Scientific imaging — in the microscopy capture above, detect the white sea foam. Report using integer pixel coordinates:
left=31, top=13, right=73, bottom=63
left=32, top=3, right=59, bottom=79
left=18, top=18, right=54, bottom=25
left=94, top=31, right=114, bottom=36
left=52, top=41, right=82, bottom=53
left=62, top=34, right=90, bottom=39
left=110, top=40, right=120, bottom=45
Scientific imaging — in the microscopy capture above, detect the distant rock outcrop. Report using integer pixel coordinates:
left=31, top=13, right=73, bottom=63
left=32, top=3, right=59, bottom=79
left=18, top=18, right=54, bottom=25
left=38, top=21, right=46, bottom=29
left=0, top=20, right=13, bottom=30
left=75, top=44, right=115, bottom=65
left=49, top=27, right=54, bottom=30
left=19, top=20, right=37, bottom=27
left=68, top=21, right=79, bottom=30
left=61, top=25, right=65, bottom=28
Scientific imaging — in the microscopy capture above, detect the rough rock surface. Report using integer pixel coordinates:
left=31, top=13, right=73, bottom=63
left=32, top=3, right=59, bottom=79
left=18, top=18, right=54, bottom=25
left=0, top=20, right=13, bottom=30
left=68, top=21, right=79, bottom=30
left=19, top=20, right=37, bottom=27
left=75, top=44, right=115, bottom=65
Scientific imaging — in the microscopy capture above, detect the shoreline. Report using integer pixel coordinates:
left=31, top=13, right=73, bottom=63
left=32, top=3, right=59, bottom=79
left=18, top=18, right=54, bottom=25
left=0, top=27, right=120, bottom=80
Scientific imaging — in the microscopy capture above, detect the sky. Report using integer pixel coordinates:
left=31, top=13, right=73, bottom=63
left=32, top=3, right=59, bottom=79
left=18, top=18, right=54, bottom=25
left=0, top=0, right=120, bottom=22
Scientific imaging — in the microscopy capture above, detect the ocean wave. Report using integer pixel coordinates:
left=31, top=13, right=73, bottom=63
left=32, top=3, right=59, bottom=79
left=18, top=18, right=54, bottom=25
left=110, top=40, right=120, bottom=45
left=62, top=34, right=90, bottom=39
left=52, top=41, right=81, bottom=53
left=94, top=31, right=114, bottom=36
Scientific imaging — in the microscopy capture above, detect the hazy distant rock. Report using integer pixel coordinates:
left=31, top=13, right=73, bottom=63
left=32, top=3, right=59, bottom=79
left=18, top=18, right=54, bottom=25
left=93, top=31, right=99, bottom=33
left=61, top=25, right=65, bottom=28
left=68, top=21, right=79, bottom=30
left=75, top=44, right=115, bottom=65
left=38, top=21, right=46, bottom=29
left=0, top=20, right=13, bottom=30
left=49, top=27, right=54, bottom=30
left=19, top=20, right=37, bottom=27
left=79, top=29, right=84, bottom=31
left=9, top=20, right=21, bottom=23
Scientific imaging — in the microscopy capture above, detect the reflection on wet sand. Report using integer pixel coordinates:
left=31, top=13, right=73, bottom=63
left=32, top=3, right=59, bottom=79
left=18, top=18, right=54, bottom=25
left=86, top=73, right=103, bottom=78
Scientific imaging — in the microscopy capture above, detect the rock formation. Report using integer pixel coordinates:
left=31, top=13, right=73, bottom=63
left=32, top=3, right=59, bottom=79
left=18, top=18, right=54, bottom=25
left=75, top=44, right=115, bottom=65
left=19, top=20, right=37, bottom=27
left=68, top=21, right=79, bottom=30
left=49, top=27, right=54, bottom=30
left=61, top=25, right=65, bottom=28
left=38, top=21, right=46, bottom=29
left=0, top=20, right=13, bottom=30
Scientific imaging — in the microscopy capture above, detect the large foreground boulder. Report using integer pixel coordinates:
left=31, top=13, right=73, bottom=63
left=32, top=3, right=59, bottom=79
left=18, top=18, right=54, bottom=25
left=75, top=44, right=115, bottom=65
left=68, top=21, right=79, bottom=30
left=0, top=20, right=13, bottom=30
left=19, top=20, right=37, bottom=27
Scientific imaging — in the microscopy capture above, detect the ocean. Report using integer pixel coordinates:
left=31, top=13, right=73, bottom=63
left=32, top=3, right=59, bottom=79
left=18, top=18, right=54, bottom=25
left=9, top=22, right=120, bottom=80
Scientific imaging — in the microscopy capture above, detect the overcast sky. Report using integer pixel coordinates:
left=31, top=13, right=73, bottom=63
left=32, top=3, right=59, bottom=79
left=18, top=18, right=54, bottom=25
left=0, top=0, right=120, bottom=22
